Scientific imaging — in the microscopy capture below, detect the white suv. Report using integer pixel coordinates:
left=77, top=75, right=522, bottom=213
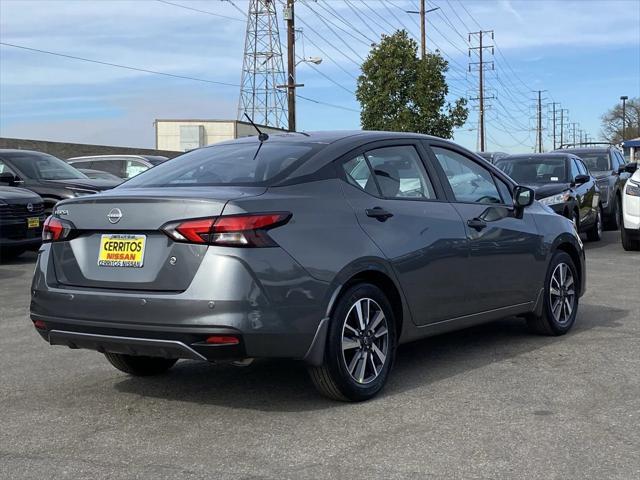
left=621, top=163, right=640, bottom=250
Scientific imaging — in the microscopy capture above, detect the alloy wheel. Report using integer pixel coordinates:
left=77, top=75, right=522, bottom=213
left=549, top=263, right=576, bottom=325
left=341, top=298, right=389, bottom=384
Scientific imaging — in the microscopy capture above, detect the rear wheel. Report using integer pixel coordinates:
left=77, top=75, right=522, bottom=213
left=526, top=251, right=579, bottom=336
left=104, top=352, right=177, bottom=376
left=308, top=283, right=397, bottom=401
left=586, top=206, right=603, bottom=241
left=0, top=247, right=26, bottom=261
left=621, top=226, right=640, bottom=251
left=605, top=196, right=621, bottom=230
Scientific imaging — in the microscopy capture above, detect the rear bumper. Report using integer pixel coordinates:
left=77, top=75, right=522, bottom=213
left=30, top=245, right=330, bottom=361
left=1, top=236, right=41, bottom=249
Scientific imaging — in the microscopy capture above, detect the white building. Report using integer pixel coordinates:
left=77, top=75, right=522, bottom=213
left=154, top=119, right=288, bottom=152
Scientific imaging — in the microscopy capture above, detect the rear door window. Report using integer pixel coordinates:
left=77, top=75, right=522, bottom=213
left=364, top=146, right=435, bottom=199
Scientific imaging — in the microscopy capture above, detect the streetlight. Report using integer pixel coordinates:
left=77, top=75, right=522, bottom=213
left=620, top=95, right=628, bottom=141
left=296, top=56, right=322, bottom=66
left=406, top=2, right=440, bottom=59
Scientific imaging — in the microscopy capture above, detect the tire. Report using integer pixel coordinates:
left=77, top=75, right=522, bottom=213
left=604, top=196, right=621, bottom=230
left=308, top=283, right=397, bottom=401
left=0, top=247, right=26, bottom=260
left=526, top=251, right=579, bottom=336
left=104, top=352, right=177, bottom=376
left=621, top=226, right=640, bottom=251
left=586, top=206, right=603, bottom=241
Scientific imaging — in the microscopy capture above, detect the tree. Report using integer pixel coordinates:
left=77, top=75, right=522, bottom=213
left=600, top=97, right=640, bottom=143
left=356, top=30, right=468, bottom=138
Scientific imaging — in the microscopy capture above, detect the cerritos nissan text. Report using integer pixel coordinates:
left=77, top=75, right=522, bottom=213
left=31, top=131, right=585, bottom=401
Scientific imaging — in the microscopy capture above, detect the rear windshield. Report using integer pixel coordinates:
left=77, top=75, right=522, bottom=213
left=496, top=157, right=567, bottom=183
left=120, top=142, right=318, bottom=188
left=570, top=152, right=610, bottom=172
left=3, top=152, right=88, bottom=180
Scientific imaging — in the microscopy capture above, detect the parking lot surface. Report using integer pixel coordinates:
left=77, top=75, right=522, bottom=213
left=1, top=231, right=638, bottom=480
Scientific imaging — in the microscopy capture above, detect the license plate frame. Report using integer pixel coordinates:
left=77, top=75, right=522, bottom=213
left=98, top=234, right=146, bottom=268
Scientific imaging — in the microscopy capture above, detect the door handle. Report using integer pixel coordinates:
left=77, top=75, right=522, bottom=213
left=366, top=207, right=394, bottom=222
left=467, top=218, right=487, bottom=231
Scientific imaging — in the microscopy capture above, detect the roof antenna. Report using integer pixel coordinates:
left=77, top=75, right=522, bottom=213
left=243, top=113, right=269, bottom=142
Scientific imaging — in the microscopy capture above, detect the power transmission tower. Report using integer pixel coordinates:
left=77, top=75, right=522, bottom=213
left=237, top=0, right=288, bottom=129
left=570, top=122, right=578, bottom=146
left=549, top=102, right=560, bottom=150
left=535, top=90, right=547, bottom=152
left=468, top=30, right=494, bottom=152
left=559, top=108, right=569, bottom=147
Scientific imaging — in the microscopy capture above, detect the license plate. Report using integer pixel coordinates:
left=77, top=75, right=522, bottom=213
left=27, top=217, right=40, bottom=228
left=98, top=234, right=146, bottom=268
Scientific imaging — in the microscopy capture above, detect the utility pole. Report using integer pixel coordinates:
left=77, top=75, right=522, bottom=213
left=285, top=0, right=297, bottom=132
left=534, top=90, right=546, bottom=152
left=469, top=30, right=494, bottom=152
left=579, top=130, right=584, bottom=146
left=620, top=95, right=629, bottom=141
left=571, top=123, right=578, bottom=146
left=420, top=0, right=426, bottom=60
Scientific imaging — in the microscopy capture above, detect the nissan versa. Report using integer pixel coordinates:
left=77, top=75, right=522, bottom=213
left=30, top=132, right=586, bottom=401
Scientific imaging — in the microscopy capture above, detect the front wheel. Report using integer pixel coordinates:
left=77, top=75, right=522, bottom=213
left=586, top=206, right=603, bottom=241
left=104, top=352, right=177, bottom=376
left=526, top=251, right=579, bottom=336
left=621, top=226, right=640, bottom=251
left=308, top=283, right=397, bottom=401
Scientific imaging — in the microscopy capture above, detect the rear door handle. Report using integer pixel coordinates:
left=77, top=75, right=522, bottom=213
left=467, top=218, right=487, bottom=231
left=366, top=207, right=394, bottom=222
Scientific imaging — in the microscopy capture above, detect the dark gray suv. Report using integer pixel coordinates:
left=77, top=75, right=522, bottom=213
left=31, top=132, right=585, bottom=401
left=555, top=145, right=630, bottom=229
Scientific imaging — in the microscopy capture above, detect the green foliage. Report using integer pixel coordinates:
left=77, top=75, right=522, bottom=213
left=356, top=30, right=468, bottom=138
left=601, top=97, right=640, bottom=143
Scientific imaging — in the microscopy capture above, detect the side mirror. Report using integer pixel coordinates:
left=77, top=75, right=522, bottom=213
left=574, top=174, right=590, bottom=185
left=513, top=185, right=534, bottom=208
left=625, top=162, right=638, bottom=174
left=618, top=165, right=626, bottom=174
left=0, top=172, right=17, bottom=185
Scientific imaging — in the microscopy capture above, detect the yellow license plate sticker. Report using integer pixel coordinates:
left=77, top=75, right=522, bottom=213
left=27, top=217, right=40, bottom=228
left=98, top=234, right=146, bottom=268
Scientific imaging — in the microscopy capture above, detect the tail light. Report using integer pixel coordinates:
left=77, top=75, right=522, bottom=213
left=42, top=216, right=75, bottom=242
left=162, top=212, right=291, bottom=247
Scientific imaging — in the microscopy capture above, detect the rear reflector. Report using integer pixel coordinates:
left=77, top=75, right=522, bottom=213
left=162, top=212, right=291, bottom=247
left=33, top=320, right=46, bottom=330
left=205, top=335, right=240, bottom=345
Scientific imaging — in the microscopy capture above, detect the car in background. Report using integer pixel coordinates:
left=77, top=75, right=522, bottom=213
left=77, top=168, right=123, bottom=183
left=0, top=186, right=46, bottom=259
left=31, top=131, right=586, bottom=401
left=0, top=150, right=120, bottom=215
left=621, top=162, right=640, bottom=250
left=555, top=145, right=630, bottom=230
left=496, top=153, right=602, bottom=241
left=476, top=151, right=509, bottom=164
left=66, top=155, right=169, bottom=180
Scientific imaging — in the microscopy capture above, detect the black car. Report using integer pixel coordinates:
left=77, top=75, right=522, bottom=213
left=496, top=153, right=602, bottom=241
left=476, top=151, right=509, bottom=164
left=0, top=186, right=46, bottom=259
left=0, top=150, right=120, bottom=214
left=555, top=145, right=630, bottom=230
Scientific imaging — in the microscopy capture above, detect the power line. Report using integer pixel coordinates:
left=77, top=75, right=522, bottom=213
left=0, top=41, right=239, bottom=87
left=155, top=0, right=245, bottom=22
left=317, top=0, right=377, bottom=44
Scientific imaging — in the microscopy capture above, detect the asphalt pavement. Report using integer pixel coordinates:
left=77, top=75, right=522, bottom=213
left=1, top=231, right=638, bottom=479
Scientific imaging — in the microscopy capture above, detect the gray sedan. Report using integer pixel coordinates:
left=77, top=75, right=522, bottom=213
left=31, top=131, right=585, bottom=401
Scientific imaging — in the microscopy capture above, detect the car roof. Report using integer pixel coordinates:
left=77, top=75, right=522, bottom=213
left=67, top=155, right=155, bottom=161
left=556, top=147, right=610, bottom=154
left=210, top=130, right=444, bottom=147
left=0, top=149, right=53, bottom=156
left=500, top=153, right=573, bottom=161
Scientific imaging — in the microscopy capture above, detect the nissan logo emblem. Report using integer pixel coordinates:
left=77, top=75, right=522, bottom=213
left=26, top=203, right=34, bottom=212
left=107, top=208, right=123, bottom=224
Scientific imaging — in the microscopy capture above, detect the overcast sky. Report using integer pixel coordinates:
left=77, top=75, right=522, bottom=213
left=1, top=0, right=639, bottom=152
